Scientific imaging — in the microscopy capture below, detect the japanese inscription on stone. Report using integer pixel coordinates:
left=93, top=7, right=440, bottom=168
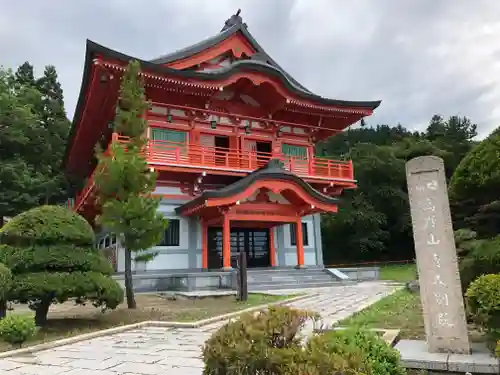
left=406, top=156, right=470, bottom=354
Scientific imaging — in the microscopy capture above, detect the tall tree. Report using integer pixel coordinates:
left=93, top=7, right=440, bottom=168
left=94, top=60, right=165, bottom=309
left=14, top=62, right=35, bottom=88
left=449, top=127, right=500, bottom=237
left=0, top=68, right=46, bottom=226
left=35, top=65, right=71, bottom=204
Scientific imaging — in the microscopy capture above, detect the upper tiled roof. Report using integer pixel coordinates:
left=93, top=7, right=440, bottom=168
left=150, top=10, right=311, bottom=93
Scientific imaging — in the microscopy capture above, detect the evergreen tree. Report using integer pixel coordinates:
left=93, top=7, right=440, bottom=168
left=0, top=68, right=46, bottom=226
left=14, top=62, right=35, bottom=87
left=35, top=65, right=71, bottom=204
left=94, top=60, right=165, bottom=309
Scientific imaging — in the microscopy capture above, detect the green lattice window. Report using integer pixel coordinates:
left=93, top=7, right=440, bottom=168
left=150, top=128, right=187, bottom=153
left=282, top=144, right=308, bottom=159
left=151, top=128, right=187, bottom=143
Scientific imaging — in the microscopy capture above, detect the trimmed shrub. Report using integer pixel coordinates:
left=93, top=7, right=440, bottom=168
left=0, top=205, right=94, bottom=246
left=312, top=329, right=406, bottom=375
left=0, top=244, right=113, bottom=275
left=466, top=274, right=500, bottom=348
left=0, top=206, right=124, bottom=326
left=0, top=314, right=37, bottom=347
left=203, top=306, right=373, bottom=375
left=459, top=235, right=500, bottom=291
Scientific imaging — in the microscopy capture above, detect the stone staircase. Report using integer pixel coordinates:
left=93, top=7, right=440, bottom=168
left=247, top=267, right=353, bottom=291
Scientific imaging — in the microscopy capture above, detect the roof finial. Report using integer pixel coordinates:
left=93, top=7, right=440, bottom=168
left=221, top=9, right=244, bottom=32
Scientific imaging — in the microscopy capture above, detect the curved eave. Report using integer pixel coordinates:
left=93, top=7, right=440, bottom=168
left=63, top=41, right=98, bottom=170
left=175, top=160, right=340, bottom=215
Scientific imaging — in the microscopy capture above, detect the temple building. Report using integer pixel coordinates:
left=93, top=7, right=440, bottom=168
left=64, top=11, right=380, bottom=289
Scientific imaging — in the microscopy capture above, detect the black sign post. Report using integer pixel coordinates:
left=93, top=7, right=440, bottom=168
left=238, top=251, right=248, bottom=301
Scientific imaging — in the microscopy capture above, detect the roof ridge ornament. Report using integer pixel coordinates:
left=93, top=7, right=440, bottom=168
left=263, top=159, right=285, bottom=171
left=221, top=9, right=245, bottom=32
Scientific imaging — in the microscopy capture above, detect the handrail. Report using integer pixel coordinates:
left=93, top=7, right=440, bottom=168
left=74, top=138, right=354, bottom=212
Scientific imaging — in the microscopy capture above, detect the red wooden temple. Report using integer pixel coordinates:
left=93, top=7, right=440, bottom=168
left=64, top=11, right=380, bottom=275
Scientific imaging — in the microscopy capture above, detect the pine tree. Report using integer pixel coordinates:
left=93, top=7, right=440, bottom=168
left=35, top=65, right=71, bottom=204
left=94, top=61, right=165, bottom=309
left=14, top=62, right=35, bottom=87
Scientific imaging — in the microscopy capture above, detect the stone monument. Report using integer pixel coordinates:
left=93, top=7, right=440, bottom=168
left=406, top=156, right=470, bottom=354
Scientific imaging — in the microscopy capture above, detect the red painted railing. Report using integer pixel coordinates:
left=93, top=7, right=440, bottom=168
left=144, top=139, right=353, bottom=179
left=74, top=137, right=353, bottom=212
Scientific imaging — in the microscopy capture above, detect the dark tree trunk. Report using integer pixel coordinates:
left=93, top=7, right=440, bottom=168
left=0, top=216, right=4, bottom=228
left=124, top=248, right=136, bottom=309
left=34, top=299, right=51, bottom=326
left=0, top=300, right=6, bottom=319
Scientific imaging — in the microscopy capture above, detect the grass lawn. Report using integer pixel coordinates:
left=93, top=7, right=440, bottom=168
left=339, top=289, right=484, bottom=343
left=379, top=263, right=417, bottom=283
left=1, top=293, right=292, bottom=352
left=340, top=289, right=425, bottom=339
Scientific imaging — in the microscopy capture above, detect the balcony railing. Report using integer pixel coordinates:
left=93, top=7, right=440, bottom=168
left=74, top=137, right=353, bottom=212
left=144, top=139, right=353, bottom=179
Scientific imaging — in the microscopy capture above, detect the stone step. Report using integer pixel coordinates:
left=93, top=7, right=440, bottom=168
left=248, top=276, right=335, bottom=284
left=249, top=280, right=343, bottom=291
left=245, top=268, right=345, bottom=291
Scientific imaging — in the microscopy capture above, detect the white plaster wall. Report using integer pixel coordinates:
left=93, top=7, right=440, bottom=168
left=153, top=186, right=183, bottom=195
left=304, top=252, right=316, bottom=266
left=146, top=253, right=190, bottom=270
left=285, top=252, right=297, bottom=266
left=283, top=216, right=315, bottom=250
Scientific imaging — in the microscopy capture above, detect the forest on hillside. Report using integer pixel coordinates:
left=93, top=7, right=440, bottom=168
left=318, top=116, right=500, bottom=265
left=1, top=62, right=499, bottom=265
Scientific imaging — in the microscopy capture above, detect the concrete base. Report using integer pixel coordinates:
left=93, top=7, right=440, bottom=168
left=158, top=290, right=237, bottom=299
left=395, top=340, right=499, bottom=374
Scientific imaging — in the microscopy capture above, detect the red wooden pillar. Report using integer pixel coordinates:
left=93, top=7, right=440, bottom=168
left=269, top=227, right=276, bottom=267
left=295, top=218, right=305, bottom=268
left=201, top=219, right=208, bottom=269
left=222, top=212, right=231, bottom=269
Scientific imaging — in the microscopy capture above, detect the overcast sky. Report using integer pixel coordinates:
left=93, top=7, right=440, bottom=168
left=1, top=0, right=499, bottom=138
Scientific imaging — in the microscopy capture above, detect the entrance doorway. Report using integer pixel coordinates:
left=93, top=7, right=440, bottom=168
left=207, top=228, right=270, bottom=269
left=255, top=141, right=272, bottom=166
left=214, top=136, right=229, bottom=166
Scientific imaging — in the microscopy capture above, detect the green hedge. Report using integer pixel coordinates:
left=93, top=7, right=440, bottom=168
left=0, top=244, right=113, bottom=275
left=459, top=235, right=500, bottom=291
left=202, top=306, right=402, bottom=374
left=312, top=329, right=406, bottom=375
left=466, top=274, right=500, bottom=349
left=10, top=271, right=123, bottom=310
left=0, top=205, right=95, bottom=246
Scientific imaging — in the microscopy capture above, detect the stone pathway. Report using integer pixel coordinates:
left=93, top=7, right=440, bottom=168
left=0, top=282, right=400, bottom=375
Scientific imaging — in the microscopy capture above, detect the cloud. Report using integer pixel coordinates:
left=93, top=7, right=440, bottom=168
left=0, top=0, right=499, bottom=138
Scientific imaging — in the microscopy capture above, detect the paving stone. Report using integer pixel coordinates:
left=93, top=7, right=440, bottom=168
left=158, top=356, right=204, bottom=367
left=7, top=364, right=73, bottom=375
left=0, top=359, right=22, bottom=370
left=0, top=282, right=400, bottom=374
left=111, top=362, right=171, bottom=374
left=64, top=357, right=123, bottom=370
